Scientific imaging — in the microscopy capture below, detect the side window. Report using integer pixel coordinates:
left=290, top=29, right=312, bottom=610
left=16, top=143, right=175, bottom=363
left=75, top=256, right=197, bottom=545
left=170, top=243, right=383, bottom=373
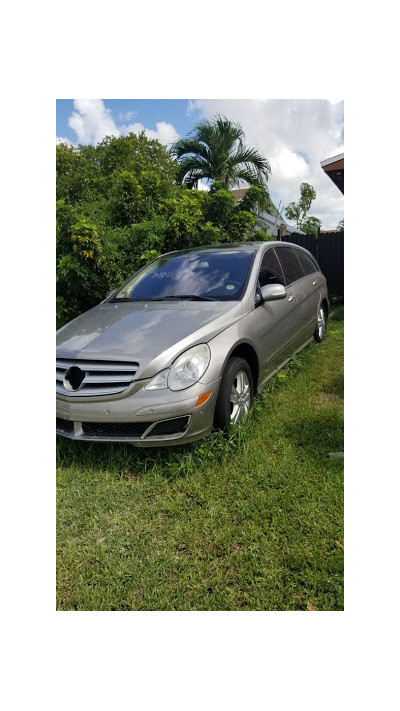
left=259, top=248, right=285, bottom=287
left=275, top=246, right=304, bottom=286
left=295, top=249, right=319, bottom=276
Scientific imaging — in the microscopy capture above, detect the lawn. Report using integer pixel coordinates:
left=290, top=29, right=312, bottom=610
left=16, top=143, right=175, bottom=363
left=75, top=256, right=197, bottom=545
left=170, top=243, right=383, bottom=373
left=57, top=306, right=344, bottom=611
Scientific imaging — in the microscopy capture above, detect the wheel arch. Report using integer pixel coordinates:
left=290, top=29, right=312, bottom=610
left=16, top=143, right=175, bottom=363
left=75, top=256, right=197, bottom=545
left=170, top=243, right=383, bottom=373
left=223, top=340, right=260, bottom=392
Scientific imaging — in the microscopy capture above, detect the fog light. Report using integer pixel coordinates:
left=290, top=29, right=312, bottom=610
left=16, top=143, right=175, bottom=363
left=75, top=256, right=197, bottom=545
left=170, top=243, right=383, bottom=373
left=196, top=391, right=212, bottom=407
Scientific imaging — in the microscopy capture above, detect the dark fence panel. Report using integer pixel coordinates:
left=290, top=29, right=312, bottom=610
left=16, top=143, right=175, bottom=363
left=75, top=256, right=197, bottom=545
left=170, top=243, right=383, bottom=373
left=280, top=231, right=344, bottom=297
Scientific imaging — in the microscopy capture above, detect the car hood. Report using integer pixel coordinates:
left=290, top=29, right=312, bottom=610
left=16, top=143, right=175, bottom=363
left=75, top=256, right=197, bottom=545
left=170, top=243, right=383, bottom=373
left=56, top=300, right=243, bottom=379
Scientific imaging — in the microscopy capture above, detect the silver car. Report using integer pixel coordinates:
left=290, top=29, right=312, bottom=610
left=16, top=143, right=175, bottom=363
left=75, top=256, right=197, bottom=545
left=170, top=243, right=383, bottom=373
left=56, top=242, right=328, bottom=446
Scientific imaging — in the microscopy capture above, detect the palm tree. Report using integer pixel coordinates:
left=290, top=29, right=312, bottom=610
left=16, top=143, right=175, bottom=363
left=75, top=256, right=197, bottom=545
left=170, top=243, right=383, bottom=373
left=170, top=115, right=271, bottom=190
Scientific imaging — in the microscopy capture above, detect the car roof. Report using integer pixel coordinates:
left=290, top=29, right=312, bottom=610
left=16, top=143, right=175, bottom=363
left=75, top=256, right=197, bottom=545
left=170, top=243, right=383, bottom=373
left=163, top=241, right=292, bottom=257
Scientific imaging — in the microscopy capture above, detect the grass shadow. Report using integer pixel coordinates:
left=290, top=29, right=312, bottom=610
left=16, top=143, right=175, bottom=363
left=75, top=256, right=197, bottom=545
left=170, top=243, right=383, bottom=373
left=282, top=410, right=344, bottom=459
left=322, top=375, right=344, bottom=399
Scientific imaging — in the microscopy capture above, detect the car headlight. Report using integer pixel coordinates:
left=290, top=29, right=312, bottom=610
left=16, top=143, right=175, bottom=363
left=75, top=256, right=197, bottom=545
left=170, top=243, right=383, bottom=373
left=145, top=344, right=211, bottom=391
left=168, top=344, right=210, bottom=390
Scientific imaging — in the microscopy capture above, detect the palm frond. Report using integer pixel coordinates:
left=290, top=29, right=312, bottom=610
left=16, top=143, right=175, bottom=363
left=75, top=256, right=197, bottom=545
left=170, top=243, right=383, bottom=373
left=232, top=167, right=265, bottom=188
left=175, top=156, right=212, bottom=187
left=231, top=147, right=271, bottom=177
left=170, top=114, right=271, bottom=190
left=214, top=115, right=245, bottom=146
left=171, top=137, right=210, bottom=161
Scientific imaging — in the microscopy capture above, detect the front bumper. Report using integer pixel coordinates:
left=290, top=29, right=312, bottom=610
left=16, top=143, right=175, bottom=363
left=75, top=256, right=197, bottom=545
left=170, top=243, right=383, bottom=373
left=56, top=377, right=221, bottom=447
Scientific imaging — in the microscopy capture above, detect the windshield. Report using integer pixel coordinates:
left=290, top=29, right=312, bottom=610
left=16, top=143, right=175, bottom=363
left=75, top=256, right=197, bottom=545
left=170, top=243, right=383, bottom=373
left=113, top=249, right=255, bottom=302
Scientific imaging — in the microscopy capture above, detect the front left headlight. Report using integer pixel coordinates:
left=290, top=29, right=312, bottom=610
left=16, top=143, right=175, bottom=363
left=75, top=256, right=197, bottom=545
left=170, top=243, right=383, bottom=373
left=145, top=344, right=211, bottom=392
left=168, top=343, right=210, bottom=390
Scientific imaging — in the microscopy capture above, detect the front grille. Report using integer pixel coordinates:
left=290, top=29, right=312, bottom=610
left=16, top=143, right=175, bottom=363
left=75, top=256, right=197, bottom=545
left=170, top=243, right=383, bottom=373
left=56, top=358, right=139, bottom=397
left=56, top=417, right=74, bottom=434
left=81, top=421, right=150, bottom=438
left=56, top=416, right=191, bottom=440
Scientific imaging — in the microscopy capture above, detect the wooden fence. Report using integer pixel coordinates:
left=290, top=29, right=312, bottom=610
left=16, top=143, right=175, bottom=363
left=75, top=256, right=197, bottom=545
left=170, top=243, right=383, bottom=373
left=280, top=231, right=344, bottom=297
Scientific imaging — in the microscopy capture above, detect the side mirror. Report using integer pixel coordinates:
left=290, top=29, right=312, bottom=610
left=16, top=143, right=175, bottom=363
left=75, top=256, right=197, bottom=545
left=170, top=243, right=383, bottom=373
left=260, top=283, right=287, bottom=302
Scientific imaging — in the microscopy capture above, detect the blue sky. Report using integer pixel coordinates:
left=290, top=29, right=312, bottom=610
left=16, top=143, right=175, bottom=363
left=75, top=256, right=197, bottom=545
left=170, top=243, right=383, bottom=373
left=56, top=99, right=344, bottom=228
left=56, top=99, right=195, bottom=145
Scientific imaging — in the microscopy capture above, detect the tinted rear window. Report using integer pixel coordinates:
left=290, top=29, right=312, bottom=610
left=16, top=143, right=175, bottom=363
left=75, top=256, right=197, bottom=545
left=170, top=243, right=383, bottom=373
left=275, top=246, right=304, bottom=285
left=295, top=249, right=319, bottom=276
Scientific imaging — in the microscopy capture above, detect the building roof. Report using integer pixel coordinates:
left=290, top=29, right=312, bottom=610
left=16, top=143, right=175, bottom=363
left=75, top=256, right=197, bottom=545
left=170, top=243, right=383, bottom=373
left=231, top=187, right=280, bottom=216
left=230, top=187, right=302, bottom=235
left=321, top=153, right=344, bottom=168
left=230, top=188, right=249, bottom=201
left=321, top=153, right=344, bottom=193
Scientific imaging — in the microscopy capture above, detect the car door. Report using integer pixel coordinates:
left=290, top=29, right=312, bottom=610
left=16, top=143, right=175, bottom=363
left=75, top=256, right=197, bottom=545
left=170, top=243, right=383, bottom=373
left=273, top=245, right=309, bottom=353
left=255, top=246, right=299, bottom=380
left=293, top=247, right=322, bottom=339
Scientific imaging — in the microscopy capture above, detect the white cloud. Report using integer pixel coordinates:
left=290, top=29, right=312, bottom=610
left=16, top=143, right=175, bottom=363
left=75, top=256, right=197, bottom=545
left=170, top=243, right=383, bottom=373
left=270, top=147, right=308, bottom=181
left=118, top=110, right=137, bottom=122
left=68, top=99, right=119, bottom=144
left=65, top=100, right=179, bottom=148
left=120, top=120, right=179, bottom=146
left=188, top=99, right=344, bottom=229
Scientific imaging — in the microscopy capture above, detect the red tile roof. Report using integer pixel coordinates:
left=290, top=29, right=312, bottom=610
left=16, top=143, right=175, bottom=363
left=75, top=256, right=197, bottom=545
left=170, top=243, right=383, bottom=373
left=230, top=189, right=248, bottom=200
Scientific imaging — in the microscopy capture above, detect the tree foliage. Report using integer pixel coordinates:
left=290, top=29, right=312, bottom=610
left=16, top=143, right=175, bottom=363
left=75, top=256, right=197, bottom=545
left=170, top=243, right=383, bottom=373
left=56, top=130, right=271, bottom=326
left=171, top=115, right=271, bottom=194
left=284, top=182, right=321, bottom=235
left=300, top=216, right=321, bottom=237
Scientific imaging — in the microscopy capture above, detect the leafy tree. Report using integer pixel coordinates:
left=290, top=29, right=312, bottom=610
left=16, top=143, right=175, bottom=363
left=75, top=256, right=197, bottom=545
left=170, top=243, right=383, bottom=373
left=107, top=171, right=144, bottom=226
left=285, top=182, right=321, bottom=235
left=337, top=219, right=344, bottom=231
left=300, top=216, right=321, bottom=237
left=171, top=114, right=271, bottom=190
left=56, top=133, right=177, bottom=213
left=253, top=229, right=273, bottom=242
left=107, top=170, right=166, bottom=227
left=227, top=210, right=256, bottom=242
left=56, top=142, right=102, bottom=205
left=205, top=182, right=236, bottom=227
left=97, top=133, right=177, bottom=183
left=162, top=190, right=208, bottom=251
left=203, top=184, right=257, bottom=242
left=101, top=217, right=169, bottom=289
left=57, top=212, right=105, bottom=325
left=238, top=185, right=276, bottom=215
left=285, top=182, right=316, bottom=228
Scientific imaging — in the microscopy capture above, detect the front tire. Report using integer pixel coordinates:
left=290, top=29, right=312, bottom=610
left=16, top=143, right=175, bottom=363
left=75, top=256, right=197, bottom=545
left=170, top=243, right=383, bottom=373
left=214, top=357, right=254, bottom=429
left=314, top=304, right=327, bottom=342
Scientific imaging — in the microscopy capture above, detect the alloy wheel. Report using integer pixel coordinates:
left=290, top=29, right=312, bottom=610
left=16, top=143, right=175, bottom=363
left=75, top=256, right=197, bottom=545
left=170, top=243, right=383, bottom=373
left=230, top=370, right=251, bottom=424
left=317, top=307, right=326, bottom=340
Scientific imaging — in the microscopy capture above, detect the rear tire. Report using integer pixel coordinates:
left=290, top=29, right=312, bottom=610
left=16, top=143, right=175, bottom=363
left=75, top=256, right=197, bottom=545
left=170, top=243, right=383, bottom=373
left=214, top=357, right=254, bottom=429
left=314, top=304, right=327, bottom=342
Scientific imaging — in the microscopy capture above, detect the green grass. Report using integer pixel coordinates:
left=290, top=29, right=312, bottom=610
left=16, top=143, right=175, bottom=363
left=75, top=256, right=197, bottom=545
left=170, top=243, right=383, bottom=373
left=57, top=306, right=344, bottom=611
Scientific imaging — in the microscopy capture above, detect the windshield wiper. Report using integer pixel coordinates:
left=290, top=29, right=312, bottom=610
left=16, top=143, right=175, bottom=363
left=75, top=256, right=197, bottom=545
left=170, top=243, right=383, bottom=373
left=114, top=294, right=218, bottom=303
left=146, top=294, right=218, bottom=302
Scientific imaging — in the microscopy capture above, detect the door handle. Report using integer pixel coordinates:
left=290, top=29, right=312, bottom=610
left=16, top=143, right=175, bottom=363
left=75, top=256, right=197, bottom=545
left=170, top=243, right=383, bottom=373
left=312, top=280, right=317, bottom=286
left=288, top=295, right=294, bottom=302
